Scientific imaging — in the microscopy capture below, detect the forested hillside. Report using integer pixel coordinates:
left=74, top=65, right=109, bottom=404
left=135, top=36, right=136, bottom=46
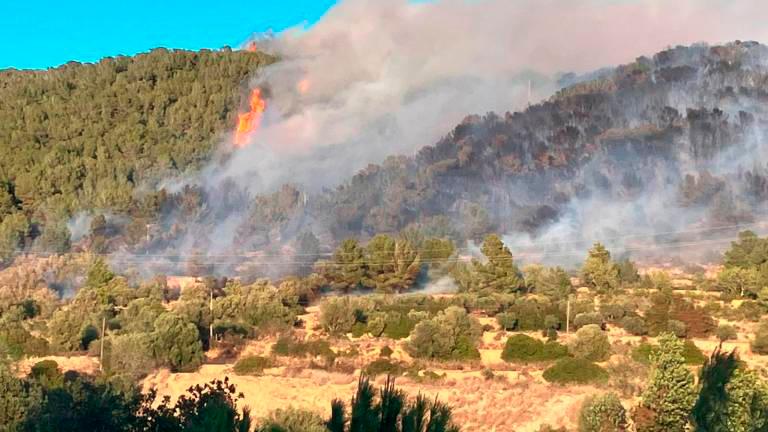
left=0, top=48, right=274, bottom=260
left=139, top=41, right=768, bottom=277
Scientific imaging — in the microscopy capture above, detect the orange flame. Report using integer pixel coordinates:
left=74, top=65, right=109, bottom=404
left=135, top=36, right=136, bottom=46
left=297, top=78, right=311, bottom=95
left=244, top=41, right=258, bottom=52
left=234, top=88, right=266, bottom=147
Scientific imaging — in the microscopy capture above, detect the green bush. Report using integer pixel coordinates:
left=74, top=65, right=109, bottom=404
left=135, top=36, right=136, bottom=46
left=715, top=324, right=737, bottom=341
left=667, top=319, right=687, bottom=338
left=543, top=358, right=609, bottom=385
left=568, top=325, right=611, bottom=362
left=619, top=316, right=648, bottom=336
left=406, top=306, right=481, bottom=361
left=632, top=340, right=706, bottom=366
left=272, top=335, right=335, bottom=362
left=496, top=312, right=518, bottom=331
left=578, top=393, right=627, bottom=432
left=501, top=334, right=568, bottom=363
left=257, top=408, right=327, bottom=432
left=233, top=355, right=272, bottom=376
left=379, top=346, right=394, bottom=358
left=382, top=313, right=416, bottom=339
left=364, top=358, right=403, bottom=377
left=752, top=320, right=768, bottom=355
left=573, top=312, right=603, bottom=329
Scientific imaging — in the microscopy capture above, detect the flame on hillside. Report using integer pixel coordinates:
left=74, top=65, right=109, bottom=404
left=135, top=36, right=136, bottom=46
left=234, top=88, right=267, bottom=148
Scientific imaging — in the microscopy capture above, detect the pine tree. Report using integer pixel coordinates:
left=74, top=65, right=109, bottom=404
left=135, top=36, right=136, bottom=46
left=581, top=243, right=620, bottom=293
left=636, top=333, right=696, bottom=432
left=471, top=234, right=524, bottom=293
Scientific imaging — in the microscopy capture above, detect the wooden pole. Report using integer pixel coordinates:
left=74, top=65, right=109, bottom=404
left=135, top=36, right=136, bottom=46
left=566, top=298, right=571, bottom=334
left=99, top=315, right=106, bottom=372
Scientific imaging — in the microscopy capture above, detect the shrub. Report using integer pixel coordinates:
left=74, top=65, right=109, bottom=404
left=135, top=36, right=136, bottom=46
left=600, top=303, right=628, bottom=322
left=233, top=355, right=272, bottom=376
left=569, top=324, right=611, bottom=362
left=543, top=358, right=609, bottom=384
left=257, top=408, right=327, bottom=432
left=619, top=316, right=647, bottom=336
left=578, top=393, right=627, bottom=432
left=715, top=324, right=737, bottom=341
left=501, top=334, right=568, bottom=363
left=364, top=358, right=403, bottom=377
left=319, top=297, right=364, bottom=335
left=574, top=312, right=604, bottom=329
left=667, top=319, right=687, bottom=338
left=752, top=319, right=768, bottom=355
left=151, top=312, right=203, bottom=372
left=669, top=300, right=715, bottom=338
left=738, top=301, right=765, bottom=322
left=496, top=312, right=517, bottom=331
left=406, top=306, right=481, bottom=361
left=382, top=313, right=416, bottom=339
left=379, top=346, right=393, bottom=358
left=633, top=340, right=706, bottom=366
left=272, top=335, right=336, bottom=362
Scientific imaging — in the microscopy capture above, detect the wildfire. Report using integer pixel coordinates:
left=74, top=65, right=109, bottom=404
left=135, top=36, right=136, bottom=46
left=244, top=41, right=258, bottom=52
left=234, top=88, right=266, bottom=148
left=297, top=78, right=311, bottom=95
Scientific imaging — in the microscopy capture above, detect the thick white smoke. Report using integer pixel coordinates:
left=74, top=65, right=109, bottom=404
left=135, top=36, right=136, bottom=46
left=142, top=0, right=768, bottom=275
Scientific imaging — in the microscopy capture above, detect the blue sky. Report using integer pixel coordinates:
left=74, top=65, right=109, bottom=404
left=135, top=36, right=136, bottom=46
left=0, top=0, right=337, bottom=69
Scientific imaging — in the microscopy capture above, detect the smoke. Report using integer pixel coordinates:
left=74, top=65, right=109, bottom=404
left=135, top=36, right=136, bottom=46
left=212, top=0, right=768, bottom=192
left=125, top=0, right=768, bottom=276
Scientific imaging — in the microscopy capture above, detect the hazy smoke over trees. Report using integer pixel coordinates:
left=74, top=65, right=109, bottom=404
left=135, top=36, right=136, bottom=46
left=139, top=0, right=768, bottom=275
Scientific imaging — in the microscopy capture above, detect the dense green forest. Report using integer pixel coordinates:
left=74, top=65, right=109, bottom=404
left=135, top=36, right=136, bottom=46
left=0, top=48, right=274, bottom=262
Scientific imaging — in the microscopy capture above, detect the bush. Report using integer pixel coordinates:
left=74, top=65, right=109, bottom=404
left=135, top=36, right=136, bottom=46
left=578, top=393, right=627, bottom=432
left=715, top=324, right=737, bottom=341
left=633, top=340, right=706, bottom=366
left=496, top=312, right=518, bottom=331
left=379, top=346, right=393, bottom=358
left=752, top=320, right=768, bottom=355
left=233, top=355, right=272, bottom=376
left=272, top=335, right=336, bottom=362
left=619, top=316, right=648, bottom=336
left=364, top=358, right=403, bottom=377
left=667, top=319, right=687, bottom=338
left=574, top=312, right=604, bottom=329
left=382, top=313, right=416, bottom=339
left=406, top=307, right=482, bottom=361
left=543, top=358, right=609, bottom=384
left=569, top=325, right=611, bottom=362
left=319, top=297, right=364, bottom=335
left=257, top=408, right=327, bottom=432
left=670, top=300, right=715, bottom=338
left=501, top=334, right=568, bottom=363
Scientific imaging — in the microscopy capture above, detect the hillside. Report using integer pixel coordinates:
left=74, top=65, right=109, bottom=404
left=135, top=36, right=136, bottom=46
left=140, top=41, right=768, bottom=275
left=0, top=48, right=274, bottom=262
left=3, top=42, right=768, bottom=274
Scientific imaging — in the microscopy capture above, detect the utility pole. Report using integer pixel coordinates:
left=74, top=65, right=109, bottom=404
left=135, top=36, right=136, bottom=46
left=99, top=315, right=106, bottom=372
left=209, top=285, right=214, bottom=349
left=566, top=297, right=571, bottom=334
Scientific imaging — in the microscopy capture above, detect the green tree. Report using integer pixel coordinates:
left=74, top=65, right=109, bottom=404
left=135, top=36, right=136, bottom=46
left=151, top=312, right=204, bottom=372
left=468, top=234, right=524, bottom=293
left=524, top=264, right=573, bottom=299
left=364, top=235, right=422, bottom=293
left=581, top=243, right=619, bottom=293
left=320, top=239, right=367, bottom=292
left=636, top=333, right=696, bottom=432
left=717, top=267, right=761, bottom=298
